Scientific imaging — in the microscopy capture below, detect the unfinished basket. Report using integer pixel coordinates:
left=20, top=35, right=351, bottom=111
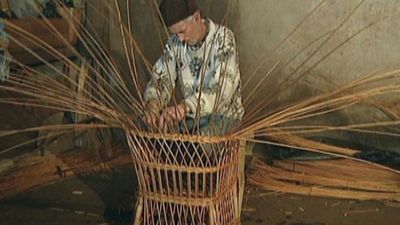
left=126, top=132, right=241, bottom=225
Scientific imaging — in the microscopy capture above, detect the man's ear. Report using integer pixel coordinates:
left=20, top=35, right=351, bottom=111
left=193, top=11, right=200, bottom=22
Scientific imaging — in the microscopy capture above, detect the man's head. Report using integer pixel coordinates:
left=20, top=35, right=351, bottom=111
left=159, top=0, right=206, bottom=46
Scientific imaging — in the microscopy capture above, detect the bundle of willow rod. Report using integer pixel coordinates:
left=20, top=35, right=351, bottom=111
left=1, top=0, right=400, bottom=224
left=0, top=142, right=130, bottom=200
left=248, top=158, right=400, bottom=201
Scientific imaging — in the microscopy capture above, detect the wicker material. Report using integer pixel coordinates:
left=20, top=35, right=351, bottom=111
left=0, top=35, right=8, bottom=48
left=127, top=132, right=241, bottom=225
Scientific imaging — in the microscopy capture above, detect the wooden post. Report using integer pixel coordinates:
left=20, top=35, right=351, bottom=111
left=237, top=140, right=247, bottom=219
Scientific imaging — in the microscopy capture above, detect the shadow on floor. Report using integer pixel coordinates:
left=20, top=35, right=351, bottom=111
left=0, top=166, right=137, bottom=225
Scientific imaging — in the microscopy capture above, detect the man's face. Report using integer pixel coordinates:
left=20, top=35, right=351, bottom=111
left=168, top=12, right=203, bottom=46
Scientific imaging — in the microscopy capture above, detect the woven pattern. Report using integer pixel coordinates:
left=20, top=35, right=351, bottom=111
left=127, top=133, right=241, bottom=225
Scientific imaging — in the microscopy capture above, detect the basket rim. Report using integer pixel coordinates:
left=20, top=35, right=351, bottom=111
left=126, top=130, right=239, bottom=144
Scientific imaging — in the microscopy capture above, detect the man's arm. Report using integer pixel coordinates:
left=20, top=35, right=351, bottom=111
left=143, top=40, right=177, bottom=128
left=144, top=41, right=177, bottom=108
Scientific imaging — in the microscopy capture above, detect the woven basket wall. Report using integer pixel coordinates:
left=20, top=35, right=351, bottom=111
left=127, top=133, right=241, bottom=225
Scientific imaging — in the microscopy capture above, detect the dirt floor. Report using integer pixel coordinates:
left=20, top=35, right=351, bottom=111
left=0, top=166, right=399, bottom=225
left=242, top=188, right=400, bottom=225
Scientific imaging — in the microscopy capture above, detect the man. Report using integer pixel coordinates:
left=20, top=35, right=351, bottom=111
left=143, top=0, right=243, bottom=135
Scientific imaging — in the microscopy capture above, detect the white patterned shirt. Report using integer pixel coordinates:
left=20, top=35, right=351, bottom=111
left=144, top=19, right=244, bottom=120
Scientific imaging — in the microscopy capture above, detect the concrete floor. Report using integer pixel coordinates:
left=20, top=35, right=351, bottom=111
left=0, top=167, right=137, bottom=225
left=1, top=166, right=399, bottom=225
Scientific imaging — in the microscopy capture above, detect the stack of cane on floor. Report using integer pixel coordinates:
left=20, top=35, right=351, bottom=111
left=249, top=157, right=400, bottom=202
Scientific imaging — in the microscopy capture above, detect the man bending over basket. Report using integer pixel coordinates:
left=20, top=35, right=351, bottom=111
left=143, top=0, right=243, bottom=135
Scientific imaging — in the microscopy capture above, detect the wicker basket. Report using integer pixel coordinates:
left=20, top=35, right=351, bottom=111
left=127, top=132, right=241, bottom=225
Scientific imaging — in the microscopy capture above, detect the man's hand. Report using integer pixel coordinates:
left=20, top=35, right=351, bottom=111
left=143, top=100, right=160, bottom=129
left=159, top=103, right=188, bottom=132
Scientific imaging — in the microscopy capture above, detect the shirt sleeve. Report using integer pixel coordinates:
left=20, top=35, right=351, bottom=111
left=144, top=40, right=177, bottom=107
left=184, top=29, right=240, bottom=117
